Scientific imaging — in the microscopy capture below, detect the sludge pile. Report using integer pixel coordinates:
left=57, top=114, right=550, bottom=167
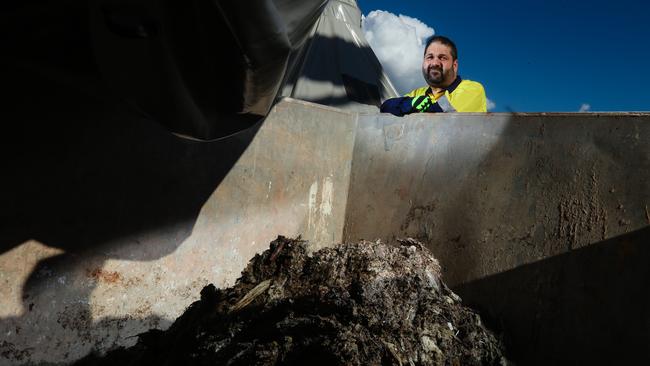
left=77, top=236, right=507, bottom=365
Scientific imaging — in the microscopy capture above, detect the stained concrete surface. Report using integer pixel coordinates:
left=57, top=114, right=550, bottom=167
left=344, top=112, right=650, bottom=287
left=343, top=111, right=650, bottom=365
left=0, top=84, right=357, bottom=364
left=455, top=226, right=650, bottom=365
left=1, top=94, right=649, bottom=364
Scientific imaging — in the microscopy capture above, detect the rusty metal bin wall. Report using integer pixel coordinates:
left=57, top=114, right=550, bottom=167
left=343, top=112, right=650, bottom=364
left=0, top=99, right=357, bottom=365
left=2, top=100, right=649, bottom=365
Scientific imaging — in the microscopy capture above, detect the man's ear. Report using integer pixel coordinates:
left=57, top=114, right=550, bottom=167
left=453, top=59, right=458, bottom=73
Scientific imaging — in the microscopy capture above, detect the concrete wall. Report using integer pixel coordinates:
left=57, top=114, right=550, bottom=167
left=2, top=95, right=649, bottom=365
left=344, top=112, right=650, bottom=285
left=0, top=98, right=357, bottom=365
left=343, top=112, right=650, bottom=364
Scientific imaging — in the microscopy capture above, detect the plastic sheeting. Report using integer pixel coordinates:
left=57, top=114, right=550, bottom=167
left=281, top=0, right=398, bottom=112
left=91, top=0, right=396, bottom=140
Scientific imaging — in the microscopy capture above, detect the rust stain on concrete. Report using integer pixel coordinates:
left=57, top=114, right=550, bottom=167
left=87, top=269, right=121, bottom=284
left=394, top=187, right=410, bottom=201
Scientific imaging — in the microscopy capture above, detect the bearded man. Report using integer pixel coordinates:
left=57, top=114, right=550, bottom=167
left=380, top=36, right=487, bottom=116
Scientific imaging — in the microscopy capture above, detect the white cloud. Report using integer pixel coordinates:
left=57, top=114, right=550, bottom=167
left=578, top=103, right=591, bottom=112
left=487, top=98, right=496, bottom=111
left=362, top=10, right=434, bottom=94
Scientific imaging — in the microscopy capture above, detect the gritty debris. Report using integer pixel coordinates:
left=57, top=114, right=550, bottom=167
left=75, top=236, right=507, bottom=366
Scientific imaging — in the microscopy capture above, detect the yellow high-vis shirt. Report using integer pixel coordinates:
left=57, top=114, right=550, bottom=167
left=405, top=76, right=487, bottom=112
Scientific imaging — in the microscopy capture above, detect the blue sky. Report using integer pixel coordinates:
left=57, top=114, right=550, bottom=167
left=357, top=0, right=650, bottom=112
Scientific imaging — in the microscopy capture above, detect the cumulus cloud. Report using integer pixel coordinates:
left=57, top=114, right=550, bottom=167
left=487, top=98, right=496, bottom=111
left=362, top=10, right=434, bottom=94
left=578, top=103, right=591, bottom=112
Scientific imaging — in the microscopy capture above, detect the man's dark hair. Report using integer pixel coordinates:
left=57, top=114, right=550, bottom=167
left=424, top=35, right=458, bottom=60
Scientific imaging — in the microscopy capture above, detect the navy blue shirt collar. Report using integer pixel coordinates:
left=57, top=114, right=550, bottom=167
left=427, top=75, right=463, bottom=95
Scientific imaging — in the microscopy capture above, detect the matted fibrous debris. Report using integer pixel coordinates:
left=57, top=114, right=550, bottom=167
left=76, top=236, right=507, bottom=366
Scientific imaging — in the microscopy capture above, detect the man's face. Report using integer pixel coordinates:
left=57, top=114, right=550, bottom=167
left=422, top=42, right=458, bottom=88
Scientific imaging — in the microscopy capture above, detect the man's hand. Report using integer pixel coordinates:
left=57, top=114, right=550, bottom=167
left=411, top=95, right=433, bottom=112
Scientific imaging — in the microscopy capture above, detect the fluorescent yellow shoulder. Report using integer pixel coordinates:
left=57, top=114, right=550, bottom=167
left=448, top=80, right=487, bottom=113
left=404, top=80, right=487, bottom=112
left=404, top=86, right=429, bottom=98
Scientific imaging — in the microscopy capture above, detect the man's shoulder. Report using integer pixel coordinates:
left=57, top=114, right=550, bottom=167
left=404, top=86, right=430, bottom=97
left=458, top=79, right=485, bottom=93
left=406, top=80, right=485, bottom=96
left=453, top=79, right=487, bottom=112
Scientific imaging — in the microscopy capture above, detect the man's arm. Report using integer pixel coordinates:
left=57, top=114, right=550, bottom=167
left=380, top=96, right=444, bottom=116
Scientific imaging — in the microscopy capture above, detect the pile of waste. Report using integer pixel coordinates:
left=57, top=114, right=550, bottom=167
left=76, top=236, right=507, bottom=365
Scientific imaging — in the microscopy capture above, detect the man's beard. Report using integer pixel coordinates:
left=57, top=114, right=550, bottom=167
left=423, top=65, right=451, bottom=87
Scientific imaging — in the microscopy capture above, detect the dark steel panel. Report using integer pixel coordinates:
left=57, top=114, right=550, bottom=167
left=345, top=113, right=650, bottom=286
left=344, top=112, right=650, bottom=365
